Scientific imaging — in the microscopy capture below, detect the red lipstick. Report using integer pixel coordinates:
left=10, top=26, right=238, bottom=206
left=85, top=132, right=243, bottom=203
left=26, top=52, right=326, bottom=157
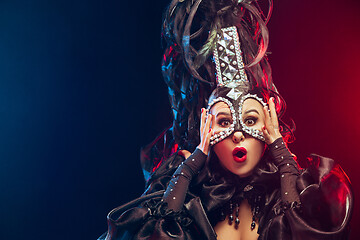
left=232, top=147, right=247, bottom=163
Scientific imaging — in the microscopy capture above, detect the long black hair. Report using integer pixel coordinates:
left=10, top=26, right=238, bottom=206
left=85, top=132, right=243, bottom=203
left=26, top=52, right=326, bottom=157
left=141, top=0, right=294, bottom=181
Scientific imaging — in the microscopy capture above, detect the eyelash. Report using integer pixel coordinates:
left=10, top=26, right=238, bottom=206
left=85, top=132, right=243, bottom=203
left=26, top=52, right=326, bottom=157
left=244, top=117, right=257, bottom=126
left=218, top=118, right=232, bottom=127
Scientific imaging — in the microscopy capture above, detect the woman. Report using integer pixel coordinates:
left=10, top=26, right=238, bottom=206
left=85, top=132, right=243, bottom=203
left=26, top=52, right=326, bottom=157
left=99, top=0, right=353, bottom=239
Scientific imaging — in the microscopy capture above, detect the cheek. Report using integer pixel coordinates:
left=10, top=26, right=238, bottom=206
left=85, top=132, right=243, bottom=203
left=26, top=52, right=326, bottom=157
left=213, top=139, right=233, bottom=162
left=251, top=140, right=265, bottom=159
left=213, top=140, right=230, bottom=156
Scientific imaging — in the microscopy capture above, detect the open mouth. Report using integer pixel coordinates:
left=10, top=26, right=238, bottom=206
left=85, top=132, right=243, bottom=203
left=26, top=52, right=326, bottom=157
left=232, top=147, right=247, bottom=163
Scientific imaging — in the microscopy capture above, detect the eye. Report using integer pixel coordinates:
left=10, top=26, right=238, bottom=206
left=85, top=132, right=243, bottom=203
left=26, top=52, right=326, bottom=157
left=218, top=119, right=232, bottom=128
left=244, top=117, right=257, bottom=126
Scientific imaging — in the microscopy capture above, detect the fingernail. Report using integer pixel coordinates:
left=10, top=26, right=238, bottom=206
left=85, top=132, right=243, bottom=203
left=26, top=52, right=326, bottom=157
left=201, top=108, right=204, bottom=113
left=262, top=126, right=266, bottom=130
left=209, top=128, right=212, bottom=133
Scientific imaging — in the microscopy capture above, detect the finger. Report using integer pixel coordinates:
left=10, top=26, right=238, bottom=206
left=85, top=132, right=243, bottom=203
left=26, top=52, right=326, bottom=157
left=205, top=128, right=212, bottom=143
left=263, top=105, right=277, bottom=139
left=204, top=113, right=212, bottom=134
left=203, top=128, right=213, bottom=154
left=263, top=106, right=272, bottom=130
left=261, top=125, right=269, bottom=138
left=200, top=108, right=206, bottom=132
left=261, top=125, right=271, bottom=144
left=201, top=112, right=211, bottom=141
left=269, top=97, right=279, bottom=129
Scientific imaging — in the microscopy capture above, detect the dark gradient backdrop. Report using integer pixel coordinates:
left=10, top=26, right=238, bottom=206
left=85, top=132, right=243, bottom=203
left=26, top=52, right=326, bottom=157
left=0, top=0, right=359, bottom=239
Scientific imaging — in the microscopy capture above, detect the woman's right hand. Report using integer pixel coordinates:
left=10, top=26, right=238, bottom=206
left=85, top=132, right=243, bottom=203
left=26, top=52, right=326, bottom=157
left=197, top=108, right=212, bottom=155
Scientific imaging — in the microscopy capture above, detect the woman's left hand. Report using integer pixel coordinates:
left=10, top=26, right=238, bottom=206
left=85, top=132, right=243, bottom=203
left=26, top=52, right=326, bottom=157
left=262, top=97, right=282, bottom=145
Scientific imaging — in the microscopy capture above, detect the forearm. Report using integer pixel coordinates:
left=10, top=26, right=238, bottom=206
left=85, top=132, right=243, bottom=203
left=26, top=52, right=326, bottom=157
left=163, top=148, right=207, bottom=211
left=269, top=137, right=300, bottom=204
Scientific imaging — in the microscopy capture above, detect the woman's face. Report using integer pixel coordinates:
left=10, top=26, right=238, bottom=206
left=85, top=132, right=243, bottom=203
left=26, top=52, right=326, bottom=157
left=211, top=99, right=266, bottom=177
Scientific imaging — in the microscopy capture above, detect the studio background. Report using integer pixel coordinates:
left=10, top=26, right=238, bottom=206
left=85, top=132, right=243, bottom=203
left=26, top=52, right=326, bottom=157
left=0, top=0, right=359, bottom=239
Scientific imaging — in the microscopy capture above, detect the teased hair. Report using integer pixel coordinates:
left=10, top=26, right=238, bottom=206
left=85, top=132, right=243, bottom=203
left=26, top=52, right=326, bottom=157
left=141, top=0, right=294, bottom=180
left=161, top=0, right=288, bottom=152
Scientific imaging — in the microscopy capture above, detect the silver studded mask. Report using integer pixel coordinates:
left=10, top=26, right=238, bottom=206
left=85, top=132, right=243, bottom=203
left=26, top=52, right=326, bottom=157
left=207, top=26, right=267, bottom=146
left=207, top=84, right=267, bottom=146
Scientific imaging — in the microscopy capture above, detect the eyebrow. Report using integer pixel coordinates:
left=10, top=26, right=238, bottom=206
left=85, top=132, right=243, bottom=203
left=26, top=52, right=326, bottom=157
left=215, top=111, right=232, bottom=117
left=244, top=109, right=260, bottom=115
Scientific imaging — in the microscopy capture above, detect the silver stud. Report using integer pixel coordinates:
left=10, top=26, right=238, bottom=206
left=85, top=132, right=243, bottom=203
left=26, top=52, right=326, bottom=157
left=181, top=172, right=184, bottom=175
left=192, top=159, right=195, bottom=162
left=221, top=63, right=225, bottom=67
left=173, top=197, right=176, bottom=200
left=232, top=61, right=237, bottom=65
left=170, top=189, right=173, bottom=192
left=275, top=145, right=278, bottom=148
left=281, top=174, right=284, bottom=178
left=281, top=156, right=284, bottom=159
left=236, top=75, right=240, bottom=79
left=219, top=46, right=224, bottom=51
left=175, top=181, right=177, bottom=184
left=285, top=192, right=288, bottom=195
left=286, top=163, right=290, bottom=166
left=230, top=45, right=234, bottom=50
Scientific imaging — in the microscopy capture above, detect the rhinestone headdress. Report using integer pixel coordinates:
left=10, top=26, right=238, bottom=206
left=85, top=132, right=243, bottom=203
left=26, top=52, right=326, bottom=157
left=213, top=26, right=248, bottom=88
left=208, top=26, right=267, bottom=145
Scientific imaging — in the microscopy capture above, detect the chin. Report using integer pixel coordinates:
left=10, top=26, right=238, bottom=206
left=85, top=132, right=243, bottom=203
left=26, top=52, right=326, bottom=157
left=231, top=168, right=254, bottom=178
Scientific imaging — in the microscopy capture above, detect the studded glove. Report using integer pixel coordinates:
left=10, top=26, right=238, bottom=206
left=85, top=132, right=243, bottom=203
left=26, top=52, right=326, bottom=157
left=269, top=137, right=301, bottom=205
left=163, top=148, right=207, bottom=212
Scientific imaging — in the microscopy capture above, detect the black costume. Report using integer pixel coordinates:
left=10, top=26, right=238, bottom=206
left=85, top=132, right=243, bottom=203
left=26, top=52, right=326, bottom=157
left=98, top=134, right=352, bottom=240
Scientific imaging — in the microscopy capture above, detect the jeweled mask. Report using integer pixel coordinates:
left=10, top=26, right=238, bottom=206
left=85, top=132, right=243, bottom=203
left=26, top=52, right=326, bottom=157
left=207, top=26, right=267, bottom=146
left=207, top=84, right=267, bottom=145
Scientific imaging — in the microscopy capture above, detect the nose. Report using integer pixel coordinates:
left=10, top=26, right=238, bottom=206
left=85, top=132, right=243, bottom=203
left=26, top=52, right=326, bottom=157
left=232, top=131, right=245, bottom=143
